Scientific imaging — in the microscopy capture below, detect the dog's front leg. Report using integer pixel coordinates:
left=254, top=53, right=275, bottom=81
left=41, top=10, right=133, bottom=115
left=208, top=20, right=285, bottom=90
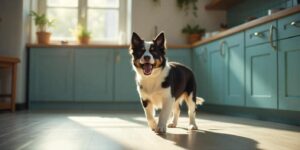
left=155, top=98, right=174, bottom=134
left=141, top=99, right=157, bottom=130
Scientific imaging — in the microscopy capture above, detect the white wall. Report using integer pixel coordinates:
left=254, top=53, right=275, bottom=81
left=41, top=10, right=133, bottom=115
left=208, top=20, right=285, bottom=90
left=0, top=0, right=31, bottom=104
left=132, top=0, right=226, bottom=44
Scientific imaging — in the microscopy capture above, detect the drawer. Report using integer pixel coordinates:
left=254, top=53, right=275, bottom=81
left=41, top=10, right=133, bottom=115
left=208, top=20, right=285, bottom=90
left=278, top=13, right=300, bottom=40
left=245, top=21, right=277, bottom=47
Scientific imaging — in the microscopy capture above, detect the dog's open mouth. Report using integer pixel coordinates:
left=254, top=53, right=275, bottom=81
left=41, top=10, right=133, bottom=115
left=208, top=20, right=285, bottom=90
left=142, top=63, right=153, bottom=75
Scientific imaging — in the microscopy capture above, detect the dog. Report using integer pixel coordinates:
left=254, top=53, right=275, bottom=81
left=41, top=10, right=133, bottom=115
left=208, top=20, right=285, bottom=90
left=129, top=32, right=204, bottom=134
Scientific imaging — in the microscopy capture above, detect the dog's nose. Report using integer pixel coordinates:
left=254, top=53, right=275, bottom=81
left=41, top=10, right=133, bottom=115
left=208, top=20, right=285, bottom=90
left=144, top=56, right=150, bottom=62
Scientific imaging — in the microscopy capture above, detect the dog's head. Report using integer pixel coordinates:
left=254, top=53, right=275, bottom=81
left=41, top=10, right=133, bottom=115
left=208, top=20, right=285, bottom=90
left=129, top=32, right=167, bottom=76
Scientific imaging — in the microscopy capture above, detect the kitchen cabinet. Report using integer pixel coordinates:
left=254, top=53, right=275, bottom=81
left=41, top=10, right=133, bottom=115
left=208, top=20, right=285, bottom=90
left=74, top=49, right=114, bottom=101
left=245, top=43, right=278, bottom=109
left=278, top=13, right=300, bottom=40
left=245, top=21, right=277, bottom=47
left=207, top=40, right=225, bottom=104
left=29, top=48, right=74, bottom=101
left=114, top=49, right=139, bottom=102
left=278, top=36, right=300, bottom=111
left=167, top=49, right=192, bottom=67
left=29, top=48, right=192, bottom=105
left=223, top=33, right=245, bottom=106
left=199, top=33, right=245, bottom=106
left=193, top=45, right=210, bottom=102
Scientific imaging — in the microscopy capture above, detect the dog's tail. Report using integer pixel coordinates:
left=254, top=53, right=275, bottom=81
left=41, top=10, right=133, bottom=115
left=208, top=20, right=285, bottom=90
left=196, top=97, right=205, bottom=105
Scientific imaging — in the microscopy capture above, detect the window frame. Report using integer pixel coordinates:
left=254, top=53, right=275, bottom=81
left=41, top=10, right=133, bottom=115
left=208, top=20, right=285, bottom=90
left=36, top=0, right=130, bottom=44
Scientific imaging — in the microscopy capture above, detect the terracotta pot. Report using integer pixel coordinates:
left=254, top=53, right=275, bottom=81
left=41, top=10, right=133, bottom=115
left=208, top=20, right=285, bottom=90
left=36, top=32, right=51, bottom=44
left=187, top=34, right=202, bottom=44
left=79, top=37, right=90, bottom=44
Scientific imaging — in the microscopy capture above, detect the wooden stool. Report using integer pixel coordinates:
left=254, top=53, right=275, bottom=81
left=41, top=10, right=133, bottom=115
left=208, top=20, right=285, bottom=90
left=0, top=56, right=20, bottom=112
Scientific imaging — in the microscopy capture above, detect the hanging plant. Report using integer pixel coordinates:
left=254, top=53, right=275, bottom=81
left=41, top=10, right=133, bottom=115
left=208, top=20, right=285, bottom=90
left=176, top=0, right=198, bottom=17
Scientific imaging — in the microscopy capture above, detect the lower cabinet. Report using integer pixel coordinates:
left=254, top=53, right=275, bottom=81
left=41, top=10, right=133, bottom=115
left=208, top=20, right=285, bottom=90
left=114, top=49, right=139, bottom=102
left=29, top=48, right=74, bottom=102
left=245, top=43, right=278, bottom=109
left=29, top=48, right=192, bottom=104
left=278, top=36, right=300, bottom=111
left=194, top=46, right=210, bottom=102
left=207, top=40, right=225, bottom=105
left=74, top=49, right=114, bottom=101
left=201, top=33, right=245, bottom=106
left=167, top=49, right=192, bottom=67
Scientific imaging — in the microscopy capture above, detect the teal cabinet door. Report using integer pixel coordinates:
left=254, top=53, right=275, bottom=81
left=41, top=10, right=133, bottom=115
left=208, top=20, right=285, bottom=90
left=223, top=33, right=245, bottom=106
left=167, top=49, right=192, bottom=67
left=29, top=48, right=74, bottom=101
left=245, top=43, right=277, bottom=109
left=193, top=46, right=210, bottom=101
left=278, top=36, right=300, bottom=111
left=114, top=49, right=139, bottom=102
left=207, top=41, right=225, bottom=104
left=74, top=49, right=114, bottom=101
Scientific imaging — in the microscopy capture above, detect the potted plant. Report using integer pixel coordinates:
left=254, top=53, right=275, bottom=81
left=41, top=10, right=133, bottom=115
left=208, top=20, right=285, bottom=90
left=30, top=11, right=54, bottom=44
left=182, top=24, right=205, bottom=44
left=71, top=25, right=91, bottom=44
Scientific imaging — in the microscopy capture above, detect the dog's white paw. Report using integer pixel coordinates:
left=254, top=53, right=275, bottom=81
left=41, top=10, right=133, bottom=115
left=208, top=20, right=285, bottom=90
left=148, top=120, right=157, bottom=131
left=188, top=124, right=198, bottom=130
left=155, top=125, right=166, bottom=134
left=167, top=123, right=177, bottom=128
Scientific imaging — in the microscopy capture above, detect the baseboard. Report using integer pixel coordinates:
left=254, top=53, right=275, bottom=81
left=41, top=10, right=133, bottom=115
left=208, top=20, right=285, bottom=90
left=16, top=103, right=27, bottom=110
left=200, top=104, right=300, bottom=126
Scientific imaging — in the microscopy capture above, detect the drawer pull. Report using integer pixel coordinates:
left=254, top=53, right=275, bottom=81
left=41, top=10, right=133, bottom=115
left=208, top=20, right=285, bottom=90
left=269, top=25, right=277, bottom=51
left=250, top=30, right=266, bottom=39
left=284, top=20, right=300, bottom=29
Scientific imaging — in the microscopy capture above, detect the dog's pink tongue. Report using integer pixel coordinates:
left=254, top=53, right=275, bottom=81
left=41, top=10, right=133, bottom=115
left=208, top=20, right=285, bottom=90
left=143, top=64, right=153, bottom=75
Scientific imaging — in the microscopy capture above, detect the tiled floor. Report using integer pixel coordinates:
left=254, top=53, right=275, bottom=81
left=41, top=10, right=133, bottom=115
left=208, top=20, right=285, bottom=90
left=0, top=110, right=299, bottom=150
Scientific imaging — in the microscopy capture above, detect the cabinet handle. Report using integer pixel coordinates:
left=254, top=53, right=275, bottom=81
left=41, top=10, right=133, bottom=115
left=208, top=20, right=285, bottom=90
left=203, top=47, right=208, bottom=62
left=250, top=31, right=266, bottom=39
left=219, top=40, right=227, bottom=57
left=269, top=25, right=277, bottom=51
left=115, top=51, right=120, bottom=63
left=283, top=20, right=300, bottom=29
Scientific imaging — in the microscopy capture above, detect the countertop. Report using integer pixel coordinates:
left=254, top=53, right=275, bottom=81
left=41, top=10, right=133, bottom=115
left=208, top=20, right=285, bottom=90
left=27, top=5, right=300, bottom=49
left=26, top=43, right=192, bottom=49
left=192, top=5, right=300, bottom=47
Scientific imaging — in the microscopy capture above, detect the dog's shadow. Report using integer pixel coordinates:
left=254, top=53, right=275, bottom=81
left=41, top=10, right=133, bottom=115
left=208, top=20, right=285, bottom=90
left=158, top=128, right=260, bottom=150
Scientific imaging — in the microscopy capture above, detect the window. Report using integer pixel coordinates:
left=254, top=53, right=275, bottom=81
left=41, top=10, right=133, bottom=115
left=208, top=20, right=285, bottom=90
left=37, top=0, right=130, bottom=43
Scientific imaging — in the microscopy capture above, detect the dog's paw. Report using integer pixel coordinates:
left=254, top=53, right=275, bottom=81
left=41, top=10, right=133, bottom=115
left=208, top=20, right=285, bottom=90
left=148, top=120, right=157, bottom=131
left=167, top=123, right=177, bottom=128
left=155, top=125, right=166, bottom=134
left=188, top=124, right=198, bottom=130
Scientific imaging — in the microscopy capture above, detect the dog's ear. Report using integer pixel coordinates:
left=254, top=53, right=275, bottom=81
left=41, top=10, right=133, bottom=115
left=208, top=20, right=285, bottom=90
left=131, top=32, right=143, bottom=48
left=153, top=32, right=166, bottom=50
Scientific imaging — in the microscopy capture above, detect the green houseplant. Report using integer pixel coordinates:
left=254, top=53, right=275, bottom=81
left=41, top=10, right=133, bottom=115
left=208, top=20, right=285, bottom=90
left=182, top=24, right=205, bottom=44
left=177, top=0, right=199, bottom=17
left=71, top=25, right=92, bottom=44
left=30, top=11, right=54, bottom=44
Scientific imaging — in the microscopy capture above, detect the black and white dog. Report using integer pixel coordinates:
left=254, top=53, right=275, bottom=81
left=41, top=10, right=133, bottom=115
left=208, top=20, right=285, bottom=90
left=129, top=32, right=204, bottom=134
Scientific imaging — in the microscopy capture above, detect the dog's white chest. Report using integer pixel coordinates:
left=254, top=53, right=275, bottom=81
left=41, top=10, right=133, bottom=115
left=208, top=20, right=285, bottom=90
left=138, top=79, right=171, bottom=108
